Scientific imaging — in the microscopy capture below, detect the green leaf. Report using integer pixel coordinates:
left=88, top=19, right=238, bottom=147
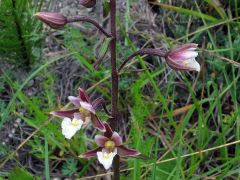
left=103, top=0, right=110, bottom=18
left=98, top=37, right=111, bottom=59
left=62, top=159, right=78, bottom=177
left=44, top=137, right=50, bottom=180
left=151, top=2, right=217, bottom=22
left=9, top=167, right=34, bottom=180
left=204, top=0, right=226, bottom=18
left=94, top=37, right=112, bottom=68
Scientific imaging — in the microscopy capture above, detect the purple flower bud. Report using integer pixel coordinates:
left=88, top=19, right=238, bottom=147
left=34, top=12, right=67, bottom=29
left=79, top=0, right=96, bottom=8
left=166, top=43, right=200, bottom=72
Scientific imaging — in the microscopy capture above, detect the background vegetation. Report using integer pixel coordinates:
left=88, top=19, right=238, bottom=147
left=0, top=0, right=240, bottom=179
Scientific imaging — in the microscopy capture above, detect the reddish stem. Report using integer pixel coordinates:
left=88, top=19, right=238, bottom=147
left=118, top=48, right=167, bottom=72
left=67, top=16, right=111, bottom=37
left=109, top=0, right=120, bottom=179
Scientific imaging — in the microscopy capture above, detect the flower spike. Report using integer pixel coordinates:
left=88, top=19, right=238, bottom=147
left=80, top=123, right=140, bottom=170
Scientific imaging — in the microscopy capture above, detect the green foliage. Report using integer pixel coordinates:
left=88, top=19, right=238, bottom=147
left=61, top=158, right=78, bottom=177
left=0, top=144, right=10, bottom=157
left=8, top=167, right=36, bottom=180
left=0, top=0, right=43, bottom=67
left=102, top=0, right=110, bottom=18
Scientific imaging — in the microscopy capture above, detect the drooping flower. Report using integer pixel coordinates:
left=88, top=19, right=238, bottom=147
left=166, top=43, right=200, bottom=72
left=34, top=12, right=67, bottom=29
left=79, top=0, right=96, bottom=8
left=80, top=123, right=140, bottom=170
left=51, top=88, right=105, bottom=139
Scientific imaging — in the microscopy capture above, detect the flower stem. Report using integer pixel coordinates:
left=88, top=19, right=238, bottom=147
left=109, top=0, right=120, bottom=179
left=118, top=48, right=167, bottom=72
left=67, top=16, right=111, bottom=37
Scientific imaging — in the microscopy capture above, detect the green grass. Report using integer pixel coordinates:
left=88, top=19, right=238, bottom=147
left=0, top=0, right=240, bottom=179
left=0, top=0, right=44, bottom=67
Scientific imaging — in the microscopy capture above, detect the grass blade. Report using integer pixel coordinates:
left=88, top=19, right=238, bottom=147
left=44, top=136, right=50, bottom=180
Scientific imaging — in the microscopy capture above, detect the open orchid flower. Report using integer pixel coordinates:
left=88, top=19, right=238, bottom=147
left=80, top=123, right=140, bottom=170
left=51, top=88, right=105, bottom=139
left=166, top=43, right=200, bottom=72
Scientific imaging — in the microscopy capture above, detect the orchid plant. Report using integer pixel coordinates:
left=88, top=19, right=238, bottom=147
left=35, top=0, right=200, bottom=179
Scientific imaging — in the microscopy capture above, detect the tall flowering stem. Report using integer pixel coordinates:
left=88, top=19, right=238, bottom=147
left=35, top=2, right=200, bottom=179
left=109, top=0, right=120, bottom=179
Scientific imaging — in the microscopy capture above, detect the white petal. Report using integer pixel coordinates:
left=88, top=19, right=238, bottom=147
left=62, top=127, right=77, bottom=139
left=187, top=48, right=197, bottom=51
left=61, top=118, right=72, bottom=129
left=194, top=62, right=201, bottom=72
left=80, top=101, right=95, bottom=114
left=181, top=51, right=198, bottom=59
left=72, top=118, right=83, bottom=131
left=61, top=118, right=83, bottom=139
left=183, top=58, right=200, bottom=72
left=97, top=149, right=117, bottom=170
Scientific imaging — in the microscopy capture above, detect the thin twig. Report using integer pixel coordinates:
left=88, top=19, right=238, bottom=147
left=0, top=100, right=74, bottom=169
left=67, top=16, right=111, bottom=37
left=118, top=48, right=167, bottom=72
left=0, top=117, right=53, bottom=169
left=203, top=50, right=240, bottom=68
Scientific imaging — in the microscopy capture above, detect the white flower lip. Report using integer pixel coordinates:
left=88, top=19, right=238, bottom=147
left=181, top=49, right=200, bottom=71
left=97, top=148, right=117, bottom=170
left=183, top=58, right=200, bottom=72
left=61, top=117, right=83, bottom=139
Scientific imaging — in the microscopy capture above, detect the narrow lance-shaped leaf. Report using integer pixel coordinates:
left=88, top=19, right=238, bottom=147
left=103, top=0, right=110, bottom=18
left=94, top=37, right=112, bottom=69
left=150, top=2, right=217, bottom=22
